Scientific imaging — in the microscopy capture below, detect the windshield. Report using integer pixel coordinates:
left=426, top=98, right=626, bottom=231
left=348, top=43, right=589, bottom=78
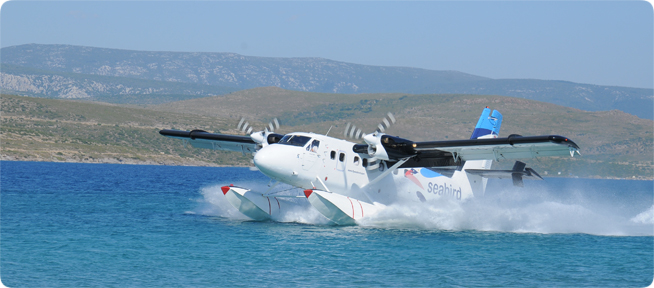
left=277, top=135, right=311, bottom=147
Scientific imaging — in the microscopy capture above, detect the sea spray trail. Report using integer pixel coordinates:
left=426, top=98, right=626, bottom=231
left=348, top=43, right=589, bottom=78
left=362, top=177, right=654, bottom=235
left=632, top=205, right=654, bottom=225
left=197, top=176, right=653, bottom=236
left=359, top=187, right=653, bottom=236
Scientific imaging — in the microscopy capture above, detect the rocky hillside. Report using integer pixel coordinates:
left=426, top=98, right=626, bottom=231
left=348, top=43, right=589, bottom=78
left=0, top=64, right=237, bottom=104
left=2, top=44, right=652, bottom=119
left=2, top=89, right=652, bottom=179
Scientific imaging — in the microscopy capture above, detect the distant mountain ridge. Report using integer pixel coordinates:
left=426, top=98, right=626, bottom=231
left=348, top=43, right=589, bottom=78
left=0, top=64, right=238, bottom=104
left=1, top=44, right=652, bottom=118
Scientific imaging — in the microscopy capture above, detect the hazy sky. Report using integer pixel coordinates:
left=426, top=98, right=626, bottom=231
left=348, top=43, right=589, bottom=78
left=1, top=1, right=652, bottom=89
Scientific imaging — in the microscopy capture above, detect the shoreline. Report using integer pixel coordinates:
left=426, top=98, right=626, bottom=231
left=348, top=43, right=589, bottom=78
left=2, top=157, right=651, bottom=181
left=0, top=155, right=248, bottom=168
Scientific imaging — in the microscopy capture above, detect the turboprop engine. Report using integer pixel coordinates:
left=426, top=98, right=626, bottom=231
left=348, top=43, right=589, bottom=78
left=347, top=112, right=415, bottom=163
left=361, top=133, right=415, bottom=161
left=238, top=117, right=284, bottom=147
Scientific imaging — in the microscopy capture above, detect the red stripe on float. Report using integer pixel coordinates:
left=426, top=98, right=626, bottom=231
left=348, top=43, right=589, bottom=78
left=267, top=197, right=271, bottom=215
left=357, top=200, right=364, bottom=218
left=347, top=197, right=355, bottom=218
left=275, top=197, right=280, bottom=210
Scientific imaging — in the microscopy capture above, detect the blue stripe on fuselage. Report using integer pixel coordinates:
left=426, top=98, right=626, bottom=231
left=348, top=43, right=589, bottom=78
left=420, top=168, right=443, bottom=178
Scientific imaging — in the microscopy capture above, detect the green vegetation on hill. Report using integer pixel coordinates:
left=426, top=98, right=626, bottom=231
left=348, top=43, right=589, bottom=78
left=1, top=94, right=253, bottom=166
left=2, top=88, right=652, bottom=179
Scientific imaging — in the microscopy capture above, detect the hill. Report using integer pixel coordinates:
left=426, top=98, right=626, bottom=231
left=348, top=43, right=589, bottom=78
left=0, top=64, right=238, bottom=104
left=0, top=94, right=253, bottom=167
left=2, top=88, right=652, bottom=179
left=2, top=44, right=652, bottom=119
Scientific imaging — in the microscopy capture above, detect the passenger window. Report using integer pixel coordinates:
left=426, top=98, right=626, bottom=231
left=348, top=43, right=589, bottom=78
left=330, top=151, right=336, bottom=160
left=339, top=153, right=345, bottom=162
left=362, top=158, right=368, bottom=167
left=354, top=156, right=360, bottom=166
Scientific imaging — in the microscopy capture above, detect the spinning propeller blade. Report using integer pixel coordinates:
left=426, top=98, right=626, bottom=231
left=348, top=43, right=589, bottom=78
left=265, top=118, right=280, bottom=133
left=238, top=117, right=281, bottom=134
left=238, top=117, right=253, bottom=134
left=375, top=112, right=396, bottom=133
left=344, top=123, right=363, bottom=140
left=237, top=117, right=282, bottom=145
left=344, top=112, right=396, bottom=140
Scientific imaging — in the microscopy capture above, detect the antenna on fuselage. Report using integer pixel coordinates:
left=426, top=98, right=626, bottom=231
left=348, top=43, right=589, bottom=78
left=325, top=125, right=333, bottom=136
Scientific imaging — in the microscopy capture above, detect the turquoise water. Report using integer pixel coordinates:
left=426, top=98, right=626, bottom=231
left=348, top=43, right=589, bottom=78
left=2, top=161, right=652, bottom=287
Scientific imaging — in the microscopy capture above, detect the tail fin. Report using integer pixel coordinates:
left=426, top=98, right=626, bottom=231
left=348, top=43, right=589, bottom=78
left=462, top=107, right=503, bottom=197
left=470, top=107, right=503, bottom=139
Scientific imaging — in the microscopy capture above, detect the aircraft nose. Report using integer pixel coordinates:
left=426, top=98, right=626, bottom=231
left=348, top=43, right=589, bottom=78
left=253, top=149, right=273, bottom=169
left=253, top=146, right=289, bottom=179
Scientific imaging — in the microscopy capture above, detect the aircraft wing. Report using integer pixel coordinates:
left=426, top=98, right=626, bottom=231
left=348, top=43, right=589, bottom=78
left=378, top=134, right=580, bottom=169
left=412, top=135, right=580, bottom=162
left=159, top=129, right=258, bottom=154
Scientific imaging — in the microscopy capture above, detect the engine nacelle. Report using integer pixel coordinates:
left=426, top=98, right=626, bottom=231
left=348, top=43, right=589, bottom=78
left=250, top=131, right=266, bottom=144
left=362, top=133, right=416, bottom=161
left=250, top=131, right=284, bottom=147
left=267, top=133, right=284, bottom=144
left=363, top=133, right=390, bottom=161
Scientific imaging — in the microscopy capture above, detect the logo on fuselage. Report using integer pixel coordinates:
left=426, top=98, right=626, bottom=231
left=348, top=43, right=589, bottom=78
left=427, top=182, right=462, bottom=200
left=404, top=168, right=424, bottom=189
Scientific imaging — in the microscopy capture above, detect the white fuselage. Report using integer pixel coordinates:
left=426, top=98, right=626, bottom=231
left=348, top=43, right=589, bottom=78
left=253, top=132, right=491, bottom=204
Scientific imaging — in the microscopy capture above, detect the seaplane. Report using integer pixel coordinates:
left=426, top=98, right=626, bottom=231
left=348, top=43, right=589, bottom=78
left=160, top=107, right=580, bottom=225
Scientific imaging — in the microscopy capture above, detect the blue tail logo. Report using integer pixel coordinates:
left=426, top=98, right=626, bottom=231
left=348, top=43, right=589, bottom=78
left=470, top=107, right=503, bottom=139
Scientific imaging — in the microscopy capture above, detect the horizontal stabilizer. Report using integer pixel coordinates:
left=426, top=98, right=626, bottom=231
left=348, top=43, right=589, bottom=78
left=465, top=161, right=542, bottom=187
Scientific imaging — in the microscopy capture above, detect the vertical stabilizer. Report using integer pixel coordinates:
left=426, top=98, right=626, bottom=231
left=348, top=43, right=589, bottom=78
left=470, top=107, right=503, bottom=139
left=464, top=107, right=503, bottom=196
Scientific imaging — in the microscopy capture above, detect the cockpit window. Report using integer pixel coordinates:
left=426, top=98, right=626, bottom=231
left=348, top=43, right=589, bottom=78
left=277, top=135, right=312, bottom=147
left=309, top=140, right=320, bottom=153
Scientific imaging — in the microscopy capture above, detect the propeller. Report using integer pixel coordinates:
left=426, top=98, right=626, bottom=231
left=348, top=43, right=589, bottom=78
left=344, top=123, right=363, bottom=140
left=342, top=112, right=398, bottom=163
left=237, top=117, right=282, bottom=145
left=344, top=112, right=396, bottom=140
left=237, top=118, right=253, bottom=134
left=265, top=118, right=280, bottom=133
left=375, top=112, right=396, bottom=133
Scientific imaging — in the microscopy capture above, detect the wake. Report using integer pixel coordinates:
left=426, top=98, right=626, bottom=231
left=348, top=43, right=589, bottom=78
left=193, top=181, right=653, bottom=236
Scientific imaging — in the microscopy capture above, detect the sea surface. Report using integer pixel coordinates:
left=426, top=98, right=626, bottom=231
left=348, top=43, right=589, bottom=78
left=1, top=161, right=652, bottom=287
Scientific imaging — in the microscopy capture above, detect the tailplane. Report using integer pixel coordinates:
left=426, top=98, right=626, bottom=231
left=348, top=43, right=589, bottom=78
left=466, top=161, right=543, bottom=188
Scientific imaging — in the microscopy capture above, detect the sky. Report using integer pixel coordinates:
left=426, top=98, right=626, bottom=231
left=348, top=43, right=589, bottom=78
left=1, top=1, right=652, bottom=89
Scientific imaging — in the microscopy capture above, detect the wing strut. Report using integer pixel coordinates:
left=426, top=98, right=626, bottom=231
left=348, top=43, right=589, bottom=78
left=315, top=176, right=330, bottom=192
left=362, top=157, right=412, bottom=189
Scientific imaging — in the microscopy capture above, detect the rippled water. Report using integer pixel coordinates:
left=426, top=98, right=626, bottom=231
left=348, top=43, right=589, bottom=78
left=2, top=161, right=652, bottom=287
